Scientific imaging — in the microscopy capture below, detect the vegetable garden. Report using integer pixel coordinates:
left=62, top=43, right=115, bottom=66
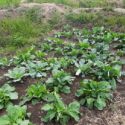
left=0, top=25, right=124, bottom=125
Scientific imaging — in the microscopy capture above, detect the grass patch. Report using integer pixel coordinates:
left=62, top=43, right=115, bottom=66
left=66, top=12, right=98, bottom=24
left=123, top=0, right=125, bottom=8
left=0, top=8, right=63, bottom=55
left=27, top=0, right=114, bottom=8
left=27, top=0, right=79, bottom=7
left=0, top=17, right=41, bottom=47
left=79, top=0, right=108, bottom=8
left=66, top=11, right=125, bottom=32
left=0, top=0, right=20, bottom=8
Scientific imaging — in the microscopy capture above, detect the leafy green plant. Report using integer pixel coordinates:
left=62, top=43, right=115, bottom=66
left=46, top=70, right=74, bottom=94
left=5, top=67, right=26, bottom=82
left=55, top=47, right=64, bottom=55
left=55, top=31, right=73, bottom=38
left=25, top=61, right=48, bottom=78
left=47, top=57, right=72, bottom=71
left=0, top=57, right=9, bottom=67
left=41, top=42, right=52, bottom=52
left=12, top=46, right=35, bottom=65
left=78, top=41, right=90, bottom=49
left=58, top=57, right=72, bottom=68
left=0, top=105, right=33, bottom=125
left=0, top=84, right=18, bottom=109
left=22, top=83, right=54, bottom=105
left=100, top=65, right=121, bottom=80
left=35, top=50, right=46, bottom=59
left=76, top=80, right=112, bottom=110
left=75, top=59, right=93, bottom=76
left=42, top=92, right=80, bottom=125
left=75, top=58, right=121, bottom=82
left=68, top=48, right=83, bottom=57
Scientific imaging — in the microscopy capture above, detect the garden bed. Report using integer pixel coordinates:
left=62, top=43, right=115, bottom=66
left=0, top=26, right=125, bottom=125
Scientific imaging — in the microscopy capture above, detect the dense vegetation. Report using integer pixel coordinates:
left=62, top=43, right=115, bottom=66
left=0, top=0, right=20, bottom=8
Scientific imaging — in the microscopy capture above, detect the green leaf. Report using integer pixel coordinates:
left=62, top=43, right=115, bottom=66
left=54, top=92, right=65, bottom=108
left=94, top=97, right=106, bottom=110
left=68, top=101, right=80, bottom=121
left=0, top=117, right=10, bottom=125
left=42, top=111, right=56, bottom=122
left=86, top=98, right=95, bottom=109
left=3, top=84, right=15, bottom=92
left=42, top=93, right=55, bottom=102
left=68, top=101, right=80, bottom=112
left=0, top=104, right=4, bottom=109
left=76, top=69, right=81, bottom=76
left=9, top=92, right=18, bottom=100
left=79, top=99, right=85, bottom=105
left=61, top=86, right=71, bottom=94
left=42, top=104, right=54, bottom=111
left=75, top=89, right=83, bottom=97
left=0, top=105, right=33, bottom=125
left=110, top=78, right=116, bottom=90
left=0, top=84, right=18, bottom=109
left=68, top=111, right=79, bottom=121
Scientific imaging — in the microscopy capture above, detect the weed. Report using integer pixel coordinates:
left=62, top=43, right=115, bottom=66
left=0, top=17, right=41, bottom=47
left=0, top=0, right=20, bottom=8
left=66, top=12, right=98, bottom=24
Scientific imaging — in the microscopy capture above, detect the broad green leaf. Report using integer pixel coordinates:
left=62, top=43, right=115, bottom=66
left=76, top=69, right=81, bottom=76
left=42, top=104, right=54, bottom=111
left=94, top=97, right=106, bottom=110
left=0, top=117, right=10, bottom=125
left=61, top=86, right=71, bottom=94
left=9, top=92, right=18, bottom=100
left=68, top=111, right=79, bottom=121
left=87, top=98, right=95, bottom=109
left=42, top=111, right=56, bottom=122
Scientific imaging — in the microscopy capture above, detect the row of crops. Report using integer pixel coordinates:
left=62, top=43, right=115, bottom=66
left=0, top=26, right=124, bottom=125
